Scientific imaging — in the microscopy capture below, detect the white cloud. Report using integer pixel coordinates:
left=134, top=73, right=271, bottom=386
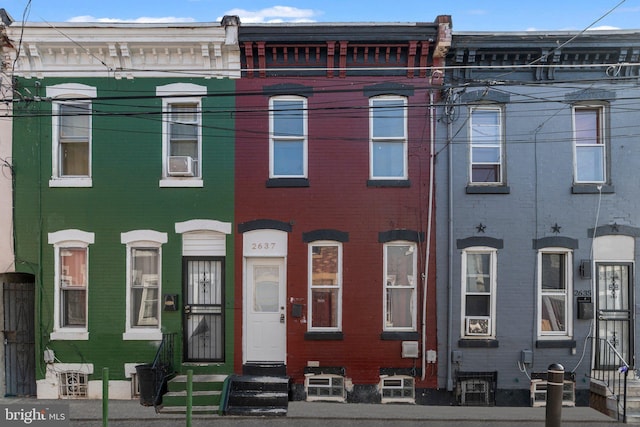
left=467, top=9, right=487, bottom=16
left=218, top=6, right=321, bottom=23
left=68, top=15, right=196, bottom=23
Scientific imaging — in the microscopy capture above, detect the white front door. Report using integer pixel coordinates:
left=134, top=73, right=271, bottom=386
left=245, top=257, right=286, bottom=363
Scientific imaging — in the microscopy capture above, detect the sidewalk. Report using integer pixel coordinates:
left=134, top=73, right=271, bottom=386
left=0, top=397, right=627, bottom=426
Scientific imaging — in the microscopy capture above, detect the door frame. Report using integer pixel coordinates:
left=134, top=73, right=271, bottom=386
left=241, top=229, right=289, bottom=365
left=243, top=256, right=287, bottom=364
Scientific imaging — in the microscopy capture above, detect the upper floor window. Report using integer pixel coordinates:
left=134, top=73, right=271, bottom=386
left=461, top=248, right=497, bottom=338
left=538, top=249, right=572, bottom=338
left=573, top=105, right=606, bottom=183
left=470, top=106, right=503, bottom=184
left=308, top=242, right=342, bottom=331
left=48, top=229, right=95, bottom=340
left=370, top=96, right=408, bottom=179
left=121, top=230, right=167, bottom=340
left=384, top=242, right=417, bottom=331
left=47, top=84, right=96, bottom=188
left=270, top=96, right=307, bottom=178
left=157, top=83, right=206, bottom=187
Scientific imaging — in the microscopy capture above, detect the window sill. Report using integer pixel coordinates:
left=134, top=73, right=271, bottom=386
left=123, top=330, right=162, bottom=341
left=266, top=178, right=309, bottom=188
left=49, top=178, right=92, bottom=188
left=159, top=178, right=203, bottom=188
left=367, top=179, right=411, bottom=188
left=571, top=184, right=614, bottom=194
left=304, top=331, right=344, bottom=340
left=536, top=339, right=576, bottom=348
left=380, top=331, right=419, bottom=341
left=50, top=330, right=89, bottom=341
left=458, top=339, right=499, bottom=348
left=466, top=185, right=510, bottom=194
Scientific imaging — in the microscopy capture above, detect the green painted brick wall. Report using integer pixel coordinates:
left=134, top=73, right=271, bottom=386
left=12, top=77, right=236, bottom=381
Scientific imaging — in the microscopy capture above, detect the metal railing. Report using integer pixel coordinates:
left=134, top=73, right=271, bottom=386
left=591, top=337, right=629, bottom=423
left=152, top=333, right=176, bottom=412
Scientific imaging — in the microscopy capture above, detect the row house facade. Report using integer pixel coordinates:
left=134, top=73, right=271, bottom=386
left=1, top=16, right=241, bottom=399
left=437, top=30, right=640, bottom=407
left=4, top=9, right=637, bottom=415
left=235, top=18, right=450, bottom=403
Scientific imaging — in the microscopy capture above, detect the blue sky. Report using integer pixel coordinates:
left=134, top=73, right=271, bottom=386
left=3, top=0, right=640, bottom=31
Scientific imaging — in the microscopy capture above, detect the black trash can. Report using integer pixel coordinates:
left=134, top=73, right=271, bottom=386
left=135, top=364, right=156, bottom=406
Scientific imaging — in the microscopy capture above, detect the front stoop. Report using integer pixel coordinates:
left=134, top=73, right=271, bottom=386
left=592, top=375, right=640, bottom=423
left=223, top=372, right=289, bottom=416
left=157, top=374, right=227, bottom=414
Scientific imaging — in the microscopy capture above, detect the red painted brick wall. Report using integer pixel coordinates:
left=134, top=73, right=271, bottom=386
left=235, top=76, right=438, bottom=389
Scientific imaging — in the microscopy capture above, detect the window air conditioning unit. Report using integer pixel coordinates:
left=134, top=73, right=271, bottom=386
left=168, top=156, right=194, bottom=176
left=466, top=317, right=490, bottom=336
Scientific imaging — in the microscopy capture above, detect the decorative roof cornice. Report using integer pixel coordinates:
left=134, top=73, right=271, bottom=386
left=3, top=17, right=241, bottom=79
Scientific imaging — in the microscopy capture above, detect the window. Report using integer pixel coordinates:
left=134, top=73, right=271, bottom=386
left=384, top=242, right=417, bottom=331
left=573, top=105, right=605, bottom=183
left=121, top=230, right=167, bottom=340
left=270, top=96, right=307, bottom=178
left=47, top=83, right=96, bottom=187
left=308, top=242, right=342, bottom=331
left=370, top=96, right=407, bottom=179
left=157, top=83, right=206, bottom=187
left=48, top=229, right=94, bottom=340
left=470, top=106, right=503, bottom=184
left=538, top=250, right=572, bottom=338
left=462, top=248, right=497, bottom=338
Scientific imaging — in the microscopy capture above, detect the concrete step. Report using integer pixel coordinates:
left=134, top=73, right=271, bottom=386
left=224, top=375, right=289, bottom=416
left=157, top=404, right=220, bottom=414
left=158, top=374, right=227, bottom=414
left=161, top=390, right=222, bottom=407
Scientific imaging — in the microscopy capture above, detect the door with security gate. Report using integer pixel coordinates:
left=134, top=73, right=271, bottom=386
left=183, top=258, right=225, bottom=362
left=595, top=263, right=633, bottom=369
left=3, top=273, right=36, bottom=396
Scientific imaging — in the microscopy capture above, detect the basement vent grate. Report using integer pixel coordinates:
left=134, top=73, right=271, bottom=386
left=59, top=371, right=88, bottom=399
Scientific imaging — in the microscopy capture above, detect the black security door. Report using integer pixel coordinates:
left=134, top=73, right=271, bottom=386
left=3, top=273, right=36, bottom=396
left=183, top=258, right=225, bottom=362
left=595, top=263, right=633, bottom=369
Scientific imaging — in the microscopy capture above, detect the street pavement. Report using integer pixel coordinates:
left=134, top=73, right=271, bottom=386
left=0, top=396, right=628, bottom=426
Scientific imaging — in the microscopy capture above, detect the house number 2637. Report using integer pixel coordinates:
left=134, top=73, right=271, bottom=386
left=252, top=242, right=276, bottom=250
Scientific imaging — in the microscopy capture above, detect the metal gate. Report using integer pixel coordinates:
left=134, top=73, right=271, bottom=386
left=2, top=273, right=36, bottom=396
left=183, top=258, right=225, bottom=362
left=595, top=263, right=633, bottom=369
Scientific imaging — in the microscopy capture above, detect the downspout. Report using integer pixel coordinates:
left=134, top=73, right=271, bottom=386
left=422, top=90, right=436, bottom=381
left=446, top=93, right=454, bottom=391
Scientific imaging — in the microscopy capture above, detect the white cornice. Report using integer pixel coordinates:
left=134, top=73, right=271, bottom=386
left=4, top=23, right=240, bottom=79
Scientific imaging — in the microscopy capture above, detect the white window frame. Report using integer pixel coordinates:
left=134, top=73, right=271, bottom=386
left=48, top=229, right=94, bottom=341
left=157, top=83, right=206, bottom=188
left=573, top=104, right=606, bottom=184
left=461, top=247, right=497, bottom=339
left=383, top=241, right=417, bottom=332
left=121, top=230, right=167, bottom=340
left=369, top=96, right=408, bottom=180
left=269, top=95, right=308, bottom=179
left=537, top=248, right=573, bottom=339
left=469, top=105, right=504, bottom=185
left=307, top=241, right=343, bottom=332
left=47, top=83, right=96, bottom=188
